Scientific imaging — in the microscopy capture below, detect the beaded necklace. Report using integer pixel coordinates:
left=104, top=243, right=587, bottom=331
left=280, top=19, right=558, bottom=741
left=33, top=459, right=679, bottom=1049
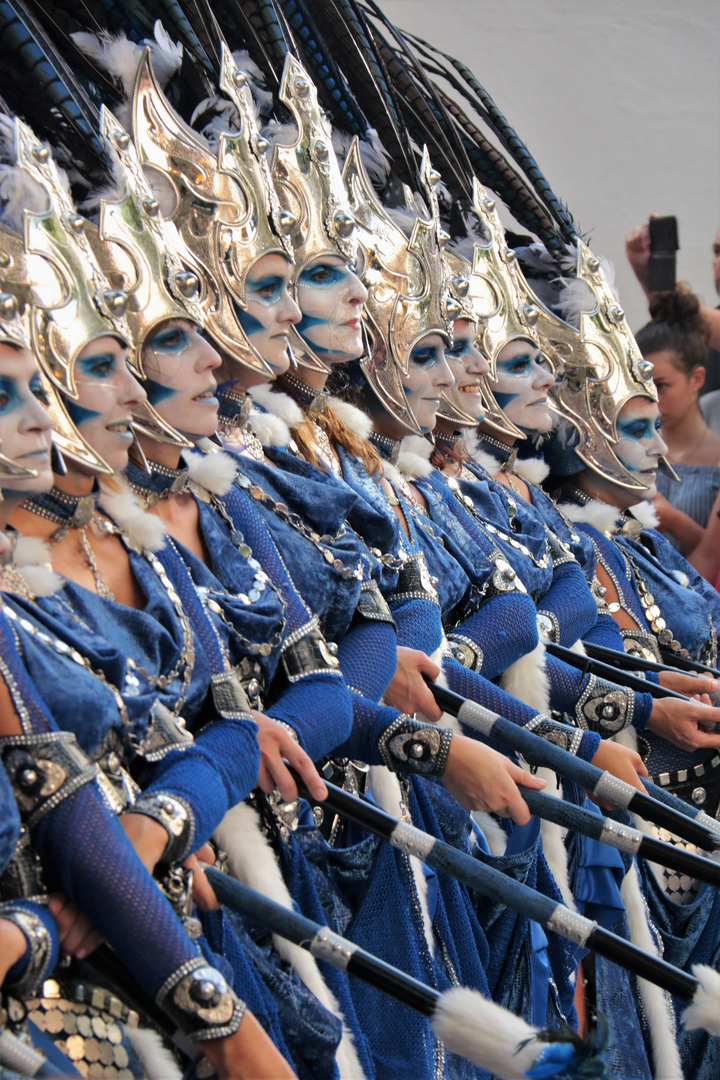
left=368, top=432, right=448, bottom=547
left=26, top=485, right=115, bottom=599
left=0, top=530, right=35, bottom=601
left=280, top=373, right=343, bottom=477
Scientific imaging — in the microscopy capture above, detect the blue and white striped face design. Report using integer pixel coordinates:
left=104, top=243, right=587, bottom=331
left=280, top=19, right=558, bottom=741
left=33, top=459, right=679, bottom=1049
left=68, top=336, right=145, bottom=473
left=614, top=398, right=667, bottom=497
left=0, top=345, right=53, bottom=498
left=295, top=256, right=368, bottom=363
left=402, top=333, right=454, bottom=433
left=442, top=319, right=489, bottom=423
left=142, top=320, right=222, bottom=441
left=489, top=339, right=554, bottom=435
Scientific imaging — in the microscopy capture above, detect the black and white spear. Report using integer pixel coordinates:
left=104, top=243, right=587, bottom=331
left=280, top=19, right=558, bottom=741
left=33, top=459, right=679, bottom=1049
left=545, top=640, right=691, bottom=701
left=205, top=869, right=611, bottom=1080
left=288, top=770, right=720, bottom=1031
left=427, top=679, right=720, bottom=852
left=521, top=787, right=720, bottom=887
left=582, top=640, right=720, bottom=682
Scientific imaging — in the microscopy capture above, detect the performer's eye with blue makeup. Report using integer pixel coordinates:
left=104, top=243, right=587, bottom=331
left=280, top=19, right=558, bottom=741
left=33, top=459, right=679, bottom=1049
left=77, top=352, right=117, bottom=379
left=246, top=275, right=285, bottom=304
left=410, top=342, right=444, bottom=368
left=299, top=263, right=349, bottom=287
left=446, top=336, right=473, bottom=360
left=0, top=376, right=18, bottom=412
left=617, top=416, right=662, bottom=441
left=497, top=353, right=533, bottom=377
left=148, top=325, right=191, bottom=353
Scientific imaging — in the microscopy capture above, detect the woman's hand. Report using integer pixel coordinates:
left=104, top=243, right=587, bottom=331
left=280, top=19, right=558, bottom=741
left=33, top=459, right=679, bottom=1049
left=589, top=741, right=648, bottom=808
left=626, top=223, right=651, bottom=292
left=441, top=734, right=545, bottom=825
left=384, top=647, right=442, bottom=721
left=121, top=812, right=172, bottom=875
left=658, top=670, right=718, bottom=697
left=253, top=712, right=327, bottom=803
left=647, top=694, right=720, bottom=751
left=48, top=893, right=102, bottom=960
left=186, top=845, right=221, bottom=913
left=0, top=917, right=29, bottom=984
left=199, top=1009, right=298, bottom=1080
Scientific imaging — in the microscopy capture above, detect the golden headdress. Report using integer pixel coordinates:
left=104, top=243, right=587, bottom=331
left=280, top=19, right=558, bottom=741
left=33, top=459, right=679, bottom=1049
left=546, top=240, right=678, bottom=491
left=343, top=141, right=453, bottom=433
left=271, top=55, right=357, bottom=372
left=131, top=48, right=274, bottom=377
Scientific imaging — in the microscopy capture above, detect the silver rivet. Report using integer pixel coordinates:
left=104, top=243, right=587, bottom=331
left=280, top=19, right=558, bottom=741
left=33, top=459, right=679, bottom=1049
left=523, top=304, right=539, bottom=326
left=438, top=230, right=450, bottom=246
left=314, top=141, right=329, bottom=162
left=233, top=70, right=247, bottom=87
left=114, top=132, right=130, bottom=150
left=334, top=211, right=355, bottom=238
left=446, top=297, right=461, bottom=318
left=587, top=256, right=600, bottom=272
left=278, top=210, right=297, bottom=233
left=18, top=767, right=38, bottom=788
left=410, top=743, right=425, bottom=759
left=483, top=197, right=495, bottom=211
left=175, top=271, right=199, bottom=298
left=692, top=787, right=707, bottom=806
left=0, top=294, right=17, bottom=319
left=428, top=168, right=441, bottom=185
left=68, top=215, right=85, bottom=234
left=637, top=359, right=654, bottom=380
left=142, top=197, right=160, bottom=217
left=451, top=275, right=469, bottom=297
left=255, top=136, right=270, bottom=154
left=294, top=78, right=310, bottom=98
left=0, top=252, right=10, bottom=268
left=103, top=289, right=128, bottom=316
left=32, top=145, right=49, bottom=163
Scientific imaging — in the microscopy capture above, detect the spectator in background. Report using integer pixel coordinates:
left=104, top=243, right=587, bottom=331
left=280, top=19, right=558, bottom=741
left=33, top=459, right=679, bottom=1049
left=627, top=222, right=720, bottom=394
left=634, top=290, right=720, bottom=554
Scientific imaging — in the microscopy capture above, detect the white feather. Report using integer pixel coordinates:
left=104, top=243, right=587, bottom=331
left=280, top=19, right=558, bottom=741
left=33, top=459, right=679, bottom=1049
left=232, top=52, right=274, bottom=118
left=214, top=802, right=365, bottom=1079
left=682, top=964, right=720, bottom=1036
left=431, top=986, right=540, bottom=1079
left=99, top=479, right=167, bottom=553
left=185, top=444, right=237, bottom=496
left=368, top=766, right=435, bottom=957
left=71, top=22, right=182, bottom=101
left=620, top=863, right=684, bottom=1076
left=261, top=120, right=300, bottom=155
left=123, top=1026, right=182, bottom=1080
left=468, top=447, right=502, bottom=476
left=249, top=384, right=304, bottom=428
left=332, top=129, right=391, bottom=188
left=557, top=498, right=622, bottom=535
left=629, top=501, right=659, bottom=531
left=673, top=569, right=690, bottom=588
left=396, top=435, right=434, bottom=479
left=0, top=164, right=48, bottom=231
left=12, top=536, right=62, bottom=597
left=514, top=457, right=550, bottom=486
left=148, top=21, right=184, bottom=88
left=327, top=396, right=374, bottom=440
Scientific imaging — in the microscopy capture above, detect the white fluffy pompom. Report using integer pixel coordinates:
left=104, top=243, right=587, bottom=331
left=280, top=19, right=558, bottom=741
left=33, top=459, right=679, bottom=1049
left=682, top=964, right=720, bottom=1035
left=431, top=986, right=540, bottom=1078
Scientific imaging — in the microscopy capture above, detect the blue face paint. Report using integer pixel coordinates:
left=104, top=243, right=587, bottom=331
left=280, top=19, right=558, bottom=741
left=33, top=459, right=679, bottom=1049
left=0, top=376, right=23, bottom=415
left=76, top=351, right=120, bottom=381
left=143, top=375, right=177, bottom=406
left=235, top=304, right=267, bottom=337
left=245, top=274, right=285, bottom=305
left=148, top=324, right=192, bottom=354
left=297, top=264, right=354, bottom=289
left=65, top=397, right=101, bottom=426
left=408, top=342, right=446, bottom=369
left=617, top=415, right=663, bottom=442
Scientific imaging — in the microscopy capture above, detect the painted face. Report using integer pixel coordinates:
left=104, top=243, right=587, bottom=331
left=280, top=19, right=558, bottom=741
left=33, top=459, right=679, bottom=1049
left=295, top=255, right=368, bottom=363
left=443, top=319, right=489, bottom=423
left=142, top=320, right=222, bottom=441
left=402, top=333, right=454, bottom=433
left=0, top=344, right=53, bottom=498
left=67, top=336, right=146, bottom=473
left=713, top=225, right=720, bottom=297
left=489, top=339, right=554, bottom=434
left=615, top=397, right=667, bottom=497
left=650, top=349, right=704, bottom=427
left=235, top=254, right=301, bottom=374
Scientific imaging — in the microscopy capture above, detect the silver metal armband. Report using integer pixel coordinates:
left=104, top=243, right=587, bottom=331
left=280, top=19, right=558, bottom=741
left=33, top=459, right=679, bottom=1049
left=281, top=619, right=340, bottom=682
left=485, top=549, right=527, bottom=598
left=0, top=904, right=54, bottom=997
left=136, top=701, right=194, bottom=762
left=377, top=715, right=453, bottom=777
left=157, top=958, right=245, bottom=1042
left=0, top=732, right=97, bottom=830
left=354, top=580, right=396, bottom=627
left=526, top=715, right=583, bottom=756
left=546, top=529, right=577, bottom=568
left=576, top=676, right=634, bottom=735
left=128, top=792, right=195, bottom=867
left=446, top=634, right=483, bottom=672
left=393, top=552, right=440, bottom=606
left=537, top=611, right=560, bottom=643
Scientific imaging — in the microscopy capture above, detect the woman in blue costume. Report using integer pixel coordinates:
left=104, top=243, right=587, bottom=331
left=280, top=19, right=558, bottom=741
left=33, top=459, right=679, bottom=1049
left=539, top=247, right=720, bottom=1078
left=0, top=126, right=303, bottom=1079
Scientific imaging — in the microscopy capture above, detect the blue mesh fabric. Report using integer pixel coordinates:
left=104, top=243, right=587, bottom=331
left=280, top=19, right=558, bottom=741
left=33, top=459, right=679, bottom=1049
left=265, top=673, right=354, bottom=761
left=537, top=560, right=599, bottom=647
left=449, top=594, right=540, bottom=679
left=335, top=622, right=398, bottom=703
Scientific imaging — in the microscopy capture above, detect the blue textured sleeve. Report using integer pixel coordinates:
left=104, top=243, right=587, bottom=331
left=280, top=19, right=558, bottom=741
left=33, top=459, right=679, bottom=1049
left=442, top=657, right=601, bottom=762
left=0, top=766, right=20, bottom=877
left=143, top=715, right=261, bottom=849
left=2, top=900, right=59, bottom=984
left=33, top=781, right=202, bottom=997
left=537, top=561, right=599, bottom=647
left=335, top=622, right=398, bottom=703
left=582, top=610, right=628, bottom=651
left=266, top=673, right=354, bottom=761
left=449, top=593, right=540, bottom=679
left=391, top=596, right=445, bottom=656
left=334, top=692, right=402, bottom=765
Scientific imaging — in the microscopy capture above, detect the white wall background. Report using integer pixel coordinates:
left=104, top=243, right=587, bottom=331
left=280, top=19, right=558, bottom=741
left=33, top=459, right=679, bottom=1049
left=380, top=0, right=720, bottom=330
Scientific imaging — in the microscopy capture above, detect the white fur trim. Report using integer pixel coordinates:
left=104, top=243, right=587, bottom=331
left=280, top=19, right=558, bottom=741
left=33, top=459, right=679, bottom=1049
left=249, top=384, right=304, bottom=428
left=498, top=641, right=551, bottom=716
left=185, top=444, right=237, bottom=496
left=472, top=812, right=508, bottom=857
left=468, top=447, right=502, bottom=476
left=367, top=766, right=435, bottom=957
left=327, top=396, right=374, bottom=441
left=620, top=863, right=684, bottom=1077
left=123, top=1026, right=182, bottom=1080
left=682, top=965, right=720, bottom=1036
left=396, top=436, right=434, bottom=479
left=514, top=457, right=550, bottom=486
left=629, top=501, right=659, bottom=531
left=612, top=727, right=667, bottom=887
left=99, top=479, right=167, bottom=553
left=535, top=767, right=576, bottom=912
left=12, top=536, right=62, bottom=596
left=673, top=569, right=690, bottom=588
left=557, top=498, right=622, bottom=535
left=570, top=639, right=587, bottom=656
left=214, top=802, right=365, bottom=1080
left=246, top=402, right=293, bottom=448
left=431, top=985, right=539, bottom=1079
